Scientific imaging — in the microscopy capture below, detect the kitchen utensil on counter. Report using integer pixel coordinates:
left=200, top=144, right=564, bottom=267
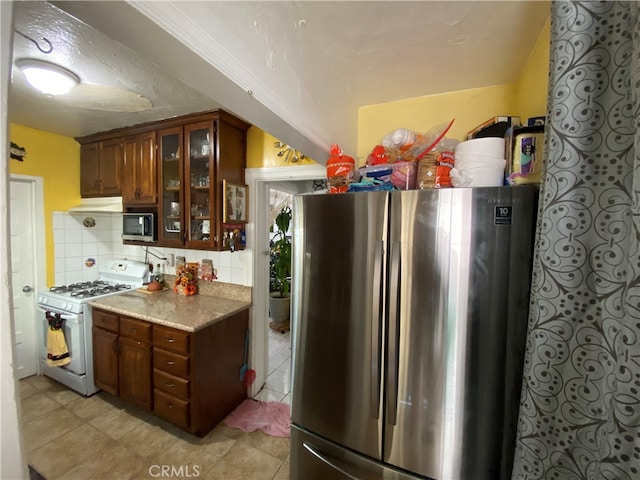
left=136, top=285, right=169, bottom=294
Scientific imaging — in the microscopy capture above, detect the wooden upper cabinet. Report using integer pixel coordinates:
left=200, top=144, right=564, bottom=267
left=155, top=111, right=249, bottom=251
left=212, top=116, right=249, bottom=251
left=80, top=139, right=122, bottom=197
left=217, top=119, right=246, bottom=186
left=80, top=143, right=100, bottom=197
left=78, top=110, right=248, bottom=250
left=122, top=131, right=157, bottom=205
left=99, top=139, right=122, bottom=194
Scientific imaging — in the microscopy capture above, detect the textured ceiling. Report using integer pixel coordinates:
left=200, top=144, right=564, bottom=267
left=8, top=1, right=550, bottom=160
left=9, top=1, right=218, bottom=137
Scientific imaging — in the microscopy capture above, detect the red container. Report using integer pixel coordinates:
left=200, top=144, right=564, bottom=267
left=326, top=144, right=355, bottom=194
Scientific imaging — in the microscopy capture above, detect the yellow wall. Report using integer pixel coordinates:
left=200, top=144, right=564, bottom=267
left=9, top=124, right=80, bottom=286
left=358, top=84, right=517, bottom=162
left=513, top=17, right=550, bottom=123
left=247, top=126, right=318, bottom=168
left=357, top=19, right=550, bottom=162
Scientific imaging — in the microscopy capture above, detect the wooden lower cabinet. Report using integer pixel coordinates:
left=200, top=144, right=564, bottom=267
left=152, top=309, right=249, bottom=436
left=154, top=389, right=190, bottom=430
left=118, top=336, right=152, bottom=411
left=92, top=312, right=152, bottom=411
left=92, top=309, right=119, bottom=395
left=92, top=325, right=118, bottom=396
left=92, top=307, right=248, bottom=437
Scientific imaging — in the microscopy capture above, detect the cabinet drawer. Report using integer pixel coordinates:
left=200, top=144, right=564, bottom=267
left=154, top=369, right=190, bottom=401
left=154, top=389, right=189, bottom=430
left=92, top=309, right=119, bottom=333
left=153, top=348, right=190, bottom=378
left=153, top=325, right=190, bottom=354
left=120, top=316, right=151, bottom=343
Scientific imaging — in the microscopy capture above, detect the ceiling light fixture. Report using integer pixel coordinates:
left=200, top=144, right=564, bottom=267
left=15, top=58, right=80, bottom=95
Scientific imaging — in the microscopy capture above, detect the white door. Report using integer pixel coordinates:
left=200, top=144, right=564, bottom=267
left=10, top=179, right=38, bottom=379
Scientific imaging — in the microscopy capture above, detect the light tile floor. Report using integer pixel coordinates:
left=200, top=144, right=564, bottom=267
left=18, top=327, right=292, bottom=480
left=254, top=327, right=291, bottom=404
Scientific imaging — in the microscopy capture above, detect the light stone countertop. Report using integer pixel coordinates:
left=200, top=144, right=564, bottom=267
left=89, top=281, right=252, bottom=332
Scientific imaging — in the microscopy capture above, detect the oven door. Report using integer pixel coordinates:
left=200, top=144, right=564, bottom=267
left=37, top=306, right=86, bottom=375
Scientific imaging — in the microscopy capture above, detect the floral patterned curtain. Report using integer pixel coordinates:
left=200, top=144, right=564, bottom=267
left=512, top=2, right=640, bottom=479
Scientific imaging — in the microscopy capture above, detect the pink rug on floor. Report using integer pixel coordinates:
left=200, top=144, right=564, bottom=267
left=224, top=399, right=291, bottom=437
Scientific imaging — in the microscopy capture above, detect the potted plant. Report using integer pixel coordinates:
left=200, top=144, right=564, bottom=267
left=269, top=205, right=292, bottom=326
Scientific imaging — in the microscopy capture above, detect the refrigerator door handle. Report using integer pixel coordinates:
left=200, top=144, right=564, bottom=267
left=371, top=240, right=384, bottom=419
left=387, top=241, right=401, bottom=426
left=302, top=441, right=361, bottom=480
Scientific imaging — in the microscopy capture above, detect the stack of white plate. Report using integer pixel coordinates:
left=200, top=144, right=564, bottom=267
left=451, top=137, right=506, bottom=187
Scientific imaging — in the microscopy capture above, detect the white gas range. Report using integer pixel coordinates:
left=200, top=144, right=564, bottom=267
left=37, top=259, right=149, bottom=396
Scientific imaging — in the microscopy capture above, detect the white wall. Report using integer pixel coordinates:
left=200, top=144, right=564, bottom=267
left=1, top=1, right=28, bottom=478
left=52, top=212, right=250, bottom=286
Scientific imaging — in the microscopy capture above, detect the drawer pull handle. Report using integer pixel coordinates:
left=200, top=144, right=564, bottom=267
left=165, top=338, right=175, bottom=343
left=166, top=383, right=174, bottom=388
left=130, top=328, right=138, bottom=333
left=166, top=403, right=174, bottom=409
left=167, top=361, right=175, bottom=365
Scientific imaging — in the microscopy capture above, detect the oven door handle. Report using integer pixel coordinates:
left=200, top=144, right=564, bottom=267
left=37, top=306, right=83, bottom=324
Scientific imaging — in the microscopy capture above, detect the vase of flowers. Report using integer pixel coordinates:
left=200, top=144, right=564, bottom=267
left=174, top=262, right=199, bottom=296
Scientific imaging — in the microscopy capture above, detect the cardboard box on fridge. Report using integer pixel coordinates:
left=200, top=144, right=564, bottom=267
left=505, top=125, right=544, bottom=185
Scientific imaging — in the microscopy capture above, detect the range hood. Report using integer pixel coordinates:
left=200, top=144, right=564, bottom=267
left=68, top=197, right=123, bottom=213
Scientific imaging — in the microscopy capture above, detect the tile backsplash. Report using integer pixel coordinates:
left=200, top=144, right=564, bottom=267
left=53, top=212, right=250, bottom=287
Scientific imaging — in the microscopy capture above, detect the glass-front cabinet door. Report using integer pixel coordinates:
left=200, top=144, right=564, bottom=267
left=184, top=122, right=215, bottom=248
left=157, top=127, right=184, bottom=246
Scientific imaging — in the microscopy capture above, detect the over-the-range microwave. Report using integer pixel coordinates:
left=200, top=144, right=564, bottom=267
left=122, top=212, right=155, bottom=242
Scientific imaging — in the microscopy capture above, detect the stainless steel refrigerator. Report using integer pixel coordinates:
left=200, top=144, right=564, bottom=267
left=290, top=186, right=538, bottom=480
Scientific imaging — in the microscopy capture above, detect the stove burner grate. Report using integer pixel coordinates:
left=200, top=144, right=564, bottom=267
left=50, top=281, right=132, bottom=298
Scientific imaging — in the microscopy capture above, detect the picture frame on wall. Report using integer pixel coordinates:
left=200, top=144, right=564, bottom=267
left=223, top=180, right=248, bottom=223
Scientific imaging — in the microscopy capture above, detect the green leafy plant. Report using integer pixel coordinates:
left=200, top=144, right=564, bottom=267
left=270, top=206, right=292, bottom=298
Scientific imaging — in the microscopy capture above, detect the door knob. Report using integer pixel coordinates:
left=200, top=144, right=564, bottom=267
left=22, top=286, right=33, bottom=293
